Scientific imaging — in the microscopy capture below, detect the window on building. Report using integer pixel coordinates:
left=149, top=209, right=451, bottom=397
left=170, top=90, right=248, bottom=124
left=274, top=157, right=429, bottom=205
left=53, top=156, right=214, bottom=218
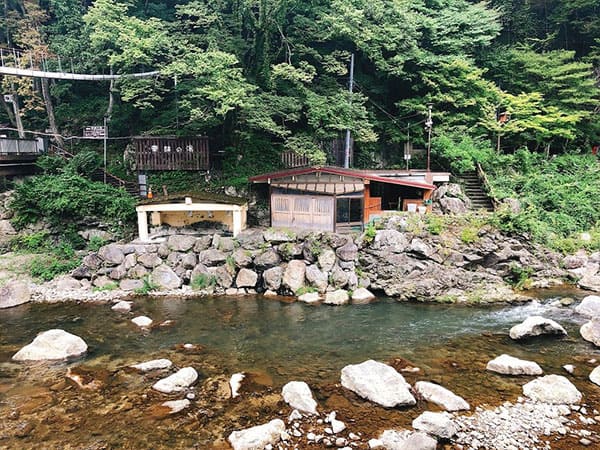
left=336, top=197, right=362, bottom=223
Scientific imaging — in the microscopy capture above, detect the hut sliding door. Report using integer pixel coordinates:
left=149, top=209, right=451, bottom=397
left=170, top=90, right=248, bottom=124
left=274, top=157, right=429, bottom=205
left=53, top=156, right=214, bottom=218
left=271, top=194, right=334, bottom=231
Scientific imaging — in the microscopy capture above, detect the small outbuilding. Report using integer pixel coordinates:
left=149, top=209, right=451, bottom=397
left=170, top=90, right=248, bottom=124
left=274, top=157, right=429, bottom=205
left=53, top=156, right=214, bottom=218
left=250, top=166, right=449, bottom=233
left=136, top=192, right=247, bottom=241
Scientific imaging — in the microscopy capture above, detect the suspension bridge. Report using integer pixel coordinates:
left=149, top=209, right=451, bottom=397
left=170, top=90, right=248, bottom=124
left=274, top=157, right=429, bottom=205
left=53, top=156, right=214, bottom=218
left=0, top=46, right=159, bottom=80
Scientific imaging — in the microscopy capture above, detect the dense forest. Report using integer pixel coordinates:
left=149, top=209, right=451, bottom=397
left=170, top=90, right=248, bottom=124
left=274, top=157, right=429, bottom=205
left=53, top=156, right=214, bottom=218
left=1, top=0, right=600, bottom=251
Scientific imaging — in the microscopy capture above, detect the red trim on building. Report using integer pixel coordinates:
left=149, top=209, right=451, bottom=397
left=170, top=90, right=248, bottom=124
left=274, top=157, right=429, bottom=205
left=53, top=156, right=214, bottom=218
left=249, top=166, right=436, bottom=190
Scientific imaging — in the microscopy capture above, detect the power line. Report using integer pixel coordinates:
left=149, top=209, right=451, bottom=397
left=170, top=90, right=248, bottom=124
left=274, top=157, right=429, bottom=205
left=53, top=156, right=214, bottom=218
left=0, top=127, right=133, bottom=140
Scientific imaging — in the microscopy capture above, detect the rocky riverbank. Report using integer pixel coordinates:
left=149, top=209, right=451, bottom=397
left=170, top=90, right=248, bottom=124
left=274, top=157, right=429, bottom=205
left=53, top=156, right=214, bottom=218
left=4, top=213, right=592, bottom=309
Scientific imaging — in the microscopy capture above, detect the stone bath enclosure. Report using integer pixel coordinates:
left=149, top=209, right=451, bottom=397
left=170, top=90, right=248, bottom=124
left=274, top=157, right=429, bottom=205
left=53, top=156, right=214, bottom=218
left=49, top=215, right=578, bottom=304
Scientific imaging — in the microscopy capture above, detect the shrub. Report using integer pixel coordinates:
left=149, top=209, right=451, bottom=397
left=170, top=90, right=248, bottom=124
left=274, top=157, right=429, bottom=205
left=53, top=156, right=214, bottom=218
left=295, top=286, right=317, bottom=295
left=460, top=227, right=479, bottom=244
left=88, top=236, right=107, bottom=252
left=426, top=215, right=445, bottom=235
left=134, top=275, right=160, bottom=295
left=93, top=282, right=119, bottom=292
left=10, top=172, right=136, bottom=231
left=29, top=255, right=80, bottom=281
left=363, top=224, right=377, bottom=245
left=507, top=263, right=534, bottom=290
left=191, top=273, right=218, bottom=290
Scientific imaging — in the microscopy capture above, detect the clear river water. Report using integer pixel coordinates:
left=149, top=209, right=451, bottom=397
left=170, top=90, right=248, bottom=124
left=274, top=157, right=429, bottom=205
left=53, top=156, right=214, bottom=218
left=1, top=289, right=600, bottom=449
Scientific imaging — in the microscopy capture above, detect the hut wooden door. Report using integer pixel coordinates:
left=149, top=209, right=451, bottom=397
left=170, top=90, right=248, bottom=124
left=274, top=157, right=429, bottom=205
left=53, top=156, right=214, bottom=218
left=271, top=194, right=334, bottom=231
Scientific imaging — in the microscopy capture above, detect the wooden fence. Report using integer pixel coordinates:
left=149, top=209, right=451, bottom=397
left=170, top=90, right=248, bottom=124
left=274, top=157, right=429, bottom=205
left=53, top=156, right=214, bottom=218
left=134, top=136, right=209, bottom=171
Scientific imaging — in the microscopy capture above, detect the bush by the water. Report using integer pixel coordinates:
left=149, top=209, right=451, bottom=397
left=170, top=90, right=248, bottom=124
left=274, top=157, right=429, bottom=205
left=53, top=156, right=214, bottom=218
left=10, top=231, right=82, bottom=281
left=11, top=153, right=136, bottom=232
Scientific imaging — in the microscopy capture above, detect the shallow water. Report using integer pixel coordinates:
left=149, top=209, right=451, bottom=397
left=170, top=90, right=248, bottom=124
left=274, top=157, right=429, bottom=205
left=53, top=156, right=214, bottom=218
left=1, top=289, right=600, bottom=449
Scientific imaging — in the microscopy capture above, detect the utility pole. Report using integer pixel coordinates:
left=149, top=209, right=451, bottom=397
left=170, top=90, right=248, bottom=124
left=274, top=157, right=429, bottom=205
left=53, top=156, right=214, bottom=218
left=103, top=115, right=108, bottom=184
left=343, top=53, right=355, bottom=169
left=425, top=103, right=433, bottom=172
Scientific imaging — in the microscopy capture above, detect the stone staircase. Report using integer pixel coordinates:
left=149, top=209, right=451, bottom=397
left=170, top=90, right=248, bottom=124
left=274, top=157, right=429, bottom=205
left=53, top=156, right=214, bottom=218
left=459, top=170, right=495, bottom=212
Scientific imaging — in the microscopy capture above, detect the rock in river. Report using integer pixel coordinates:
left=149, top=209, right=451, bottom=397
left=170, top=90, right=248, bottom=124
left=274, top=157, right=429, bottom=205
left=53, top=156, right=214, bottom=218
left=131, top=316, right=153, bottom=328
left=341, top=360, right=416, bottom=408
left=0, top=280, right=31, bottom=309
left=486, top=354, right=543, bottom=376
left=412, top=411, right=457, bottom=439
left=152, top=367, right=198, bottom=394
left=580, top=318, right=600, bottom=347
left=378, top=429, right=437, bottom=450
left=413, top=381, right=469, bottom=411
left=575, top=295, right=600, bottom=318
left=522, top=375, right=582, bottom=404
left=228, top=419, right=285, bottom=450
left=130, top=358, right=172, bottom=372
left=12, top=329, right=87, bottom=361
left=509, top=316, right=567, bottom=340
left=281, top=381, right=318, bottom=415
left=589, top=366, right=600, bottom=387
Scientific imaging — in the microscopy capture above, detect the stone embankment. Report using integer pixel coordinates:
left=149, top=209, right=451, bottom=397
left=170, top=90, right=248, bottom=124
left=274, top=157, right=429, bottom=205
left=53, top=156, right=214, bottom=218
left=2, top=213, right=581, bottom=307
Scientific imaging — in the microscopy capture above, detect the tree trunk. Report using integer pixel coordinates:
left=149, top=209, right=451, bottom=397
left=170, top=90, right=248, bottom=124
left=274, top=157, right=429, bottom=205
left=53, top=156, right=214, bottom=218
left=9, top=82, right=25, bottom=138
left=40, top=77, right=63, bottom=148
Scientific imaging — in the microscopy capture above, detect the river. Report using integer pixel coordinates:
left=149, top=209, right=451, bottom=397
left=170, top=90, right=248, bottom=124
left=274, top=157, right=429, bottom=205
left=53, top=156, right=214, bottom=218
left=1, top=289, right=599, bottom=449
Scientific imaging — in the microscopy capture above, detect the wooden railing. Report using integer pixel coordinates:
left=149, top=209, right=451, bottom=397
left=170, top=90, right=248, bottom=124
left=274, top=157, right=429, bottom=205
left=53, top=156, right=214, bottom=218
left=281, top=150, right=310, bottom=168
left=134, top=136, right=209, bottom=171
left=476, top=162, right=499, bottom=210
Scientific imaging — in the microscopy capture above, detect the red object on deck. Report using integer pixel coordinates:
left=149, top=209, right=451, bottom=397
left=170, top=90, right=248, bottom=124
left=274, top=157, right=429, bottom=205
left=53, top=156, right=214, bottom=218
left=592, top=145, right=599, bottom=156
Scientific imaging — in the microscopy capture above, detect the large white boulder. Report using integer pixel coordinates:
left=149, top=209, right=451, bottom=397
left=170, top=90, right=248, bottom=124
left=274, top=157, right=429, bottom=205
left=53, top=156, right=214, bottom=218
left=576, top=295, right=600, bottom=318
left=12, top=329, right=87, bottom=361
left=522, top=375, right=582, bottom=404
left=486, top=354, right=543, bottom=376
left=282, top=260, right=306, bottom=293
left=281, top=381, right=318, bottom=415
left=351, top=287, right=376, bottom=304
left=324, top=289, right=350, bottom=305
left=228, top=419, right=285, bottom=450
left=580, top=318, right=600, bottom=347
left=509, top=316, right=567, bottom=340
left=589, top=366, right=600, bottom=386
left=413, top=381, right=469, bottom=411
left=150, top=264, right=182, bottom=290
left=378, top=429, right=437, bottom=450
left=341, top=360, right=416, bottom=407
left=152, top=367, right=198, bottom=394
left=0, top=280, right=31, bottom=309
left=412, top=411, right=457, bottom=439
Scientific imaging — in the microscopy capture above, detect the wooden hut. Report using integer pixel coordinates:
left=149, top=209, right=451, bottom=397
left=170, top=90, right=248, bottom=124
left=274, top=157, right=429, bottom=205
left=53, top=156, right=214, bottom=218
left=250, top=167, right=449, bottom=233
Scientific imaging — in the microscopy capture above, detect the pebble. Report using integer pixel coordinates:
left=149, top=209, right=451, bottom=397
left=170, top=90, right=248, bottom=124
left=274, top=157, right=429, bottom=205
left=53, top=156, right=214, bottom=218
left=580, top=438, right=592, bottom=446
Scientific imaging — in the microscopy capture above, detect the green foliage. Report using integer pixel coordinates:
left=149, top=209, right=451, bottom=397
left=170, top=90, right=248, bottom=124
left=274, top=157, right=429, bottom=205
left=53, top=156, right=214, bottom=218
left=507, top=263, right=534, bottom=290
left=460, top=227, right=479, bottom=244
left=93, top=282, right=119, bottom=292
left=28, top=254, right=80, bottom=282
left=362, top=223, right=377, bottom=245
left=432, top=133, right=495, bottom=174
left=295, top=286, right=317, bottom=296
left=11, top=172, right=136, bottom=231
left=426, top=215, right=445, bottom=235
left=68, top=151, right=102, bottom=177
left=191, top=273, right=218, bottom=290
left=134, top=275, right=159, bottom=295
left=10, top=231, right=52, bottom=253
left=87, top=236, right=107, bottom=252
